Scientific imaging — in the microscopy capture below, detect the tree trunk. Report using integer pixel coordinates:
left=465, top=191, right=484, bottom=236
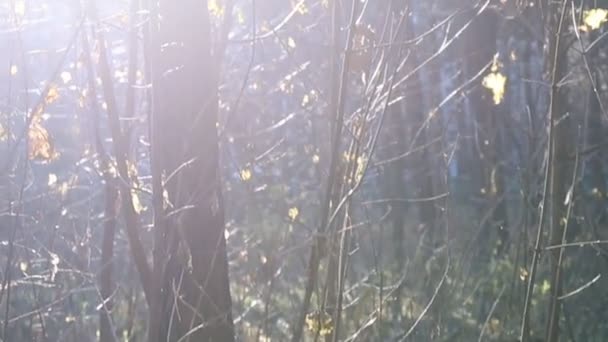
left=99, top=182, right=117, bottom=342
left=545, top=2, right=571, bottom=341
left=148, top=1, right=235, bottom=341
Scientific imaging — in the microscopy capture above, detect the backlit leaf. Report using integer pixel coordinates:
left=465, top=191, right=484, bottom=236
left=131, top=189, right=145, bottom=214
left=236, top=8, right=245, bottom=24
left=482, top=72, right=507, bottom=105
left=540, top=279, right=551, bottom=294
left=14, top=1, right=26, bottom=18
left=208, top=0, right=224, bottom=18
left=48, top=173, right=58, bottom=187
left=295, top=2, right=309, bottom=15
left=305, top=311, right=333, bottom=336
left=240, top=168, right=252, bottom=181
left=288, top=207, right=299, bottom=221
left=519, top=267, right=528, bottom=281
left=60, top=71, right=72, bottom=84
left=28, top=119, right=58, bottom=162
left=582, top=8, right=608, bottom=31
left=45, top=85, right=60, bottom=104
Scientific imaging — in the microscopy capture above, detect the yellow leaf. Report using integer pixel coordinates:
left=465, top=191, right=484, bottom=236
left=301, top=94, right=310, bottom=107
left=208, top=0, right=224, bottom=18
left=131, top=189, right=145, bottom=214
left=60, top=71, right=72, bottom=84
left=48, top=173, right=58, bottom=187
left=287, top=37, right=296, bottom=49
left=236, top=8, right=245, bottom=24
left=540, top=279, right=551, bottom=294
left=45, top=85, right=60, bottom=104
left=305, top=311, right=333, bottom=336
left=28, top=120, right=58, bottom=161
left=583, top=8, right=608, bottom=31
left=240, top=168, right=252, bottom=181
left=10, top=65, right=18, bottom=76
left=295, top=2, right=309, bottom=15
left=482, top=72, right=507, bottom=105
left=14, top=0, right=25, bottom=17
left=347, top=154, right=368, bottom=184
left=288, top=207, right=299, bottom=221
left=519, top=267, right=529, bottom=281
left=489, top=318, right=502, bottom=334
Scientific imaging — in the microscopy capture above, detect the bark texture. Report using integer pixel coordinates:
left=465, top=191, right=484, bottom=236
left=148, top=1, right=235, bottom=341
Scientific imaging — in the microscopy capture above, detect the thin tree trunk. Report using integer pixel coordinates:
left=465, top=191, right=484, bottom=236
left=545, top=1, right=571, bottom=340
left=99, top=183, right=118, bottom=342
left=148, top=1, right=235, bottom=341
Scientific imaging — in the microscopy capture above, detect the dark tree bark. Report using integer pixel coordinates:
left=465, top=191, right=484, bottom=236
left=147, top=1, right=235, bottom=341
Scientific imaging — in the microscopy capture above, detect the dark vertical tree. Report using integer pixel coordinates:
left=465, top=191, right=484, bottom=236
left=545, top=1, right=572, bottom=340
left=147, top=1, right=235, bottom=341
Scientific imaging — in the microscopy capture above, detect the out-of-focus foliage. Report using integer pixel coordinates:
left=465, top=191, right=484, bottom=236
left=1, top=0, right=608, bottom=341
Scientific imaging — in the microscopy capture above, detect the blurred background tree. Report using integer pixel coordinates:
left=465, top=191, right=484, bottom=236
left=1, top=0, right=608, bottom=341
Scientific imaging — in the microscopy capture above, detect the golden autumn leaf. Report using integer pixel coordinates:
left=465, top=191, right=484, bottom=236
left=295, top=1, right=309, bottom=15
left=236, top=8, right=245, bottom=24
left=14, top=1, right=26, bottom=17
left=305, top=311, right=333, bottom=336
left=540, top=279, right=551, bottom=294
left=60, top=71, right=72, bottom=84
left=301, top=94, right=310, bottom=107
left=519, top=267, right=529, bottom=281
left=45, top=85, right=60, bottom=104
left=582, top=8, right=608, bottom=31
left=287, top=37, right=297, bottom=49
left=208, top=0, right=224, bottom=18
left=48, top=173, right=58, bottom=187
left=288, top=207, right=299, bottom=221
left=482, top=72, right=507, bottom=105
left=28, top=120, right=58, bottom=161
left=131, top=189, right=145, bottom=214
left=489, top=318, right=502, bottom=334
left=240, top=168, right=252, bottom=181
